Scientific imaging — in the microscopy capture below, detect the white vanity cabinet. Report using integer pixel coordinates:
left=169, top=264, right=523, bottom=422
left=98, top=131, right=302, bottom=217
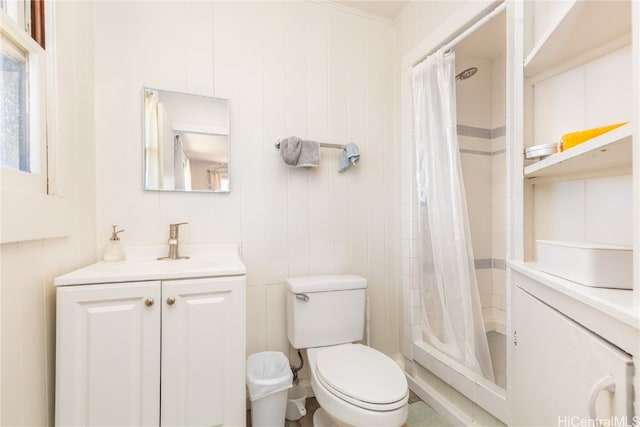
left=160, top=277, right=245, bottom=426
left=56, top=281, right=162, bottom=426
left=511, top=285, right=633, bottom=426
left=54, top=246, right=246, bottom=427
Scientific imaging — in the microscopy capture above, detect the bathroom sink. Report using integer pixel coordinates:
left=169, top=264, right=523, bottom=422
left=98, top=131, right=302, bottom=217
left=53, top=244, right=246, bottom=286
left=109, top=258, right=219, bottom=273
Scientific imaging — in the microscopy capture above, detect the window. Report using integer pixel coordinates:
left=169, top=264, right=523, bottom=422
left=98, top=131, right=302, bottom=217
left=0, top=0, right=66, bottom=244
left=1, top=33, right=30, bottom=172
left=0, top=0, right=45, bottom=48
left=0, top=0, right=47, bottom=193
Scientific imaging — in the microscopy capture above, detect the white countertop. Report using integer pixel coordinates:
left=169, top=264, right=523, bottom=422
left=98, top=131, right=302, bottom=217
left=54, top=244, right=246, bottom=286
left=509, top=261, right=639, bottom=354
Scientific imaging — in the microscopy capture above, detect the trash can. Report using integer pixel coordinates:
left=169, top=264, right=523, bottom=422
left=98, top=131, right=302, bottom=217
left=246, top=351, right=293, bottom=427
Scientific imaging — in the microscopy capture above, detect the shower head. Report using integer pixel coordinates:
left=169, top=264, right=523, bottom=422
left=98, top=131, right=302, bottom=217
left=456, top=67, right=478, bottom=81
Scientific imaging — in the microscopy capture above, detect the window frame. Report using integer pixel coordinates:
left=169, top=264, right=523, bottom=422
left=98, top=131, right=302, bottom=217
left=1, top=6, right=47, bottom=189
left=30, top=0, right=45, bottom=49
left=1, top=2, right=70, bottom=243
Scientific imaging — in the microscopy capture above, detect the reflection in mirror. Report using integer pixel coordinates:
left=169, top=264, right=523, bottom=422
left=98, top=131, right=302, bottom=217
left=143, top=88, right=230, bottom=192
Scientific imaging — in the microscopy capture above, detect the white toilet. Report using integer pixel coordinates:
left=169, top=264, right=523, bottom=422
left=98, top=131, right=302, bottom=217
left=286, top=275, right=409, bottom=427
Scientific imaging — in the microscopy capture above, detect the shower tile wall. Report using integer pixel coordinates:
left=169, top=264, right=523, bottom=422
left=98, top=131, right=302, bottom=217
left=457, top=55, right=506, bottom=333
left=491, top=55, right=507, bottom=333
left=400, top=65, right=419, bottom=367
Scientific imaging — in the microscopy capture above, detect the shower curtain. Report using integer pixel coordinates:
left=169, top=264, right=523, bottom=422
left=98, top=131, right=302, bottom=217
left=412, top=49, right=494, bottom=382
left=173, top=135, right=192, bottom=191
left=144, top=90, right=161, bottom=188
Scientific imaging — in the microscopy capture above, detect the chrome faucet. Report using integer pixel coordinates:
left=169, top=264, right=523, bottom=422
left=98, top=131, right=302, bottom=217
left=158, top=222, right=190, bottom=260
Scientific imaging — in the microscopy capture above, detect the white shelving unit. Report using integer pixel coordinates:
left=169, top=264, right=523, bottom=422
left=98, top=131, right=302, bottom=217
left=524, top=0, right=631, bottom=78
left=509, top=0, right=639, bottom=422
left=520, top=0, right=635, bottom=269
left=524, top=123, right=632, bottom=181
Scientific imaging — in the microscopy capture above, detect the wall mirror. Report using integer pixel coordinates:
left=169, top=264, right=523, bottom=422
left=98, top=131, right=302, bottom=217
left=143, top=88, right=230, bottom=192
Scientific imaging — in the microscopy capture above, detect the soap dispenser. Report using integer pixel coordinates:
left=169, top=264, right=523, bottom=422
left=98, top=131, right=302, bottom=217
left=104, top=225, right=126, bottom=262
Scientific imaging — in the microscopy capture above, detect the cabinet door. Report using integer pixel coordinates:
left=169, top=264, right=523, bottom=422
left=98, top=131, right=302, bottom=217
left=511, top=286, right=633, bottom=426
left=161, top=276, right=246, bottom=426
left=56, top=281, right=161, bottom=426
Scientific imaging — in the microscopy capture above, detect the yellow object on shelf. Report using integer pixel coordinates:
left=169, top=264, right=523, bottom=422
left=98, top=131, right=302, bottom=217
left=560, top=122, right=628, bottom=151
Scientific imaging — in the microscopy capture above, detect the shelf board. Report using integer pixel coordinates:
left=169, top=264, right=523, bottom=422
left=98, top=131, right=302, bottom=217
left=523, top=123, right=632, bottom=180
left=524, top=0, right=631, bottom=78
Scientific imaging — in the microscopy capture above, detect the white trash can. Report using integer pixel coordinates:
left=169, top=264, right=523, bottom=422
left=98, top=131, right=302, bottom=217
left=247, top=351, right=293, bottom=427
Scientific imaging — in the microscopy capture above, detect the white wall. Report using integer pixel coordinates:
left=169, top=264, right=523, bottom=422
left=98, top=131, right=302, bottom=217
left=531, top=47, right=633, bottom=250
left=394, top=0, right=464, bottom=60
left=0, top=1, right=96, bottom=425
left=92, top=0, right=400, bottom=372
left=1, top=2, right=402, bottom=424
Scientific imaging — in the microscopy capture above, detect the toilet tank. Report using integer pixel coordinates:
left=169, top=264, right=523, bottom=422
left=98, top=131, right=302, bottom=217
left=286, top=275, right=367, bottom=349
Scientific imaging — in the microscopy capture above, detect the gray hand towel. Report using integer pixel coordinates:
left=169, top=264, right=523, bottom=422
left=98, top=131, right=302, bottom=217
left=279, top=136, right=320, bottom=167
left=338, top=142, right=360, bottom=172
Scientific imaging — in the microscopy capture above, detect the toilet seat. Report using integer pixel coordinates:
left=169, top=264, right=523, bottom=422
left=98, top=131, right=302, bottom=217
left=314, top=344, right=408, bottom=412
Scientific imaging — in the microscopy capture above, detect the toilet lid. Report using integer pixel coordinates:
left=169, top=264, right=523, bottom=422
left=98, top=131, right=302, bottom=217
left=315, top=344, right=408, bottom=411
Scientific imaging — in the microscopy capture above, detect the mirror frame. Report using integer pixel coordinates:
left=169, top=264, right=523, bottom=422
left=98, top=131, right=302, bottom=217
left=142, top=87, right=230, bottom=193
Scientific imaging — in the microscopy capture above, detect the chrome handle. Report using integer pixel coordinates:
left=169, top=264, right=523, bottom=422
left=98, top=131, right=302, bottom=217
left=169, top=222, right=188, bottom=237
left=295, top=293, right=309, bottom=302
left=167, top=296, right=176, bottom=306
left=145, top=298, right=155, bottom=307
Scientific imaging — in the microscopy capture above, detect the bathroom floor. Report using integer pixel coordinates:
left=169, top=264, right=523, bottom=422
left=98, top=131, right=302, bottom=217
left=247, top=391, right=425, bottom=427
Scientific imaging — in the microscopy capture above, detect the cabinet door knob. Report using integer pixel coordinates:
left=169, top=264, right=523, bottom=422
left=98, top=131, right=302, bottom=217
left=588, top=375, right=616, bottom=420
left=167, top=296, right=176, bottom=306
left=145, top=298, right=155, bottom=307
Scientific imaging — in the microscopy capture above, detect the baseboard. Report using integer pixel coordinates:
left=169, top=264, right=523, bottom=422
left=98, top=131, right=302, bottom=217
left=406, top=374, right=474, bottom=426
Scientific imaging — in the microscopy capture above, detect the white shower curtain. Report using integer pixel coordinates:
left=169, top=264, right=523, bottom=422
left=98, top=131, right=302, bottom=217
left=412, top=49, right=494, bottom=382
left=144, top=90, right=161, bottom=188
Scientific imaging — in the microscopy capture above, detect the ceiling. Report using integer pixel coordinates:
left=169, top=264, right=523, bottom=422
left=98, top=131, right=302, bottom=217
left=453, top=8, right=506, bottom=60
left=179, top=132, right=228, bottom=164
left=331, top=1, right=506, bottom=60
left=333, top=0, right=409, bottom=20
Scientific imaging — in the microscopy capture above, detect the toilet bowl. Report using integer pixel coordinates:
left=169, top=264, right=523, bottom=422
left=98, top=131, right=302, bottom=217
left=308, top=344, right=408, bottom=427
left=286, top=275, right=409, bottom=426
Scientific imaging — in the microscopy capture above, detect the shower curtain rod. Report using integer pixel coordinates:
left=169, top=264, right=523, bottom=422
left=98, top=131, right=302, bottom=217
left=413, top=1, right=506, bottom=67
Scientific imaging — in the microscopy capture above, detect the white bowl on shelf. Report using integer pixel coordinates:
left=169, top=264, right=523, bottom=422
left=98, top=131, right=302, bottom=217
left=536, top=240, right=632, bottom=290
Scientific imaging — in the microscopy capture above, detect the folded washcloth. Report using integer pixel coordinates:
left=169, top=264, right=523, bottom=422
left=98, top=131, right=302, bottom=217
left=279, top=136, right=320, bottom=167
left=338, top=142, right=360, bottom=172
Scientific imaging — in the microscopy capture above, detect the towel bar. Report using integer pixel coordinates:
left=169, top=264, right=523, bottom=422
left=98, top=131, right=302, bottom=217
left=274, top=140, right=345, bottom=150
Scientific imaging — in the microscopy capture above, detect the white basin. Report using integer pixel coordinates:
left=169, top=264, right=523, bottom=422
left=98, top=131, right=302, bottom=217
left=54, top=244, right=245, bottom=286
left=109, top=258, right=219, bottom=273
